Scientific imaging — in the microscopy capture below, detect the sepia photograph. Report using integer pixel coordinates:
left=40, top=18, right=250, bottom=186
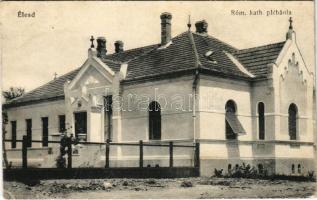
left=1, top=1, right=316, bottom=199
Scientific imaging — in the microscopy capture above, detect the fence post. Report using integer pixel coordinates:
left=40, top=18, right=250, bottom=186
left=194, top=142, right=200, bottom=168
left=169, top=141, right=173, bottom=168
left=67, top=136, right=72, bottom=169
left=139, top=140, right=143, bottom=168
left=105, top=139, right=110, bottom=168
left=22, top=135, right=28, bottom=169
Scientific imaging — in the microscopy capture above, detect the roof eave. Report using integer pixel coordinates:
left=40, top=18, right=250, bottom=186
left=2, top=95, right=65, bottom=109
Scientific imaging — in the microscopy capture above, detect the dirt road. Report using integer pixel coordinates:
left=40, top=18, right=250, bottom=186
left=3, top=177, right=316, bottom=199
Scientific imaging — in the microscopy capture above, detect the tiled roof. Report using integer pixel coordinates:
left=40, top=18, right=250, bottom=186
left=192, top=33, right=250, bottom=78
left=103, top=44, right=158, bottom=63
left=3, top=45, right=158, bottom=108
left=125, top=32, right=251, bottom=81
left=125, top=32, right=197, bottom=80
left=3, top=31, right=286, bottom=108
left=4, top=68, right=81, bottom=107
left=232, top=41, right=285, bottom=78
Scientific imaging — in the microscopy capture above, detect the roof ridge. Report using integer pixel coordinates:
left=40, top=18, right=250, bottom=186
left=236, top=41, right=285, bottom=53
left=107, top=31, right=189, bottom=57
left=104, top=43, right=159, bottom=59
left=125, top=31, right=191, bottom=63
left=124, top=44, right=159, bottom=63
left=101, top=58, right=123, bottom=64
left=187, top=31, right=201, bottom=68
left=192, top=32, right=238, bottom=51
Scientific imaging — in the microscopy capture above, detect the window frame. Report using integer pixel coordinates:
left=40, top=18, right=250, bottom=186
left=288, top=103, right=298, bottom=140
left=149, top=101, right=161, bottom=140
left=58, top=115, right=66, bottom=133
left=42, top=117, right=49, bottom=147
left=26, top=119, right=32, bottom=147
left=11, top=121, right=17, bottom=149
left=258, top=102, right=265, bottom=140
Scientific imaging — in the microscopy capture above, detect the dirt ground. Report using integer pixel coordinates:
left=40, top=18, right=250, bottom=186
left=3, top=177, right=317, bottom=199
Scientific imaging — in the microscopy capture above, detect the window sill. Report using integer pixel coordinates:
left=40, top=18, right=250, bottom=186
left=6, top=147, right=52, bottom=151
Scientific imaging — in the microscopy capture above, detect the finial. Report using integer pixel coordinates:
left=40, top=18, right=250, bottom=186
left=90, top=35, right=95, bottom=48
left=54, top=72, right=57, bottom=80
left=289, top=17, right=293, bottom=30
left=187, top=15, right=192, bottom=30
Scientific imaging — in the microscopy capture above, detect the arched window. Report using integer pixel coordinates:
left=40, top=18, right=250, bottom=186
left=225, top=100, right=246, bottom=139
left=288, top=103, right=298, bottom=140
left=228, top=164, right=232, bottom=171
left=149, top=101, right=161, bottom=140
left=258, top=102, right=265, bottom=140
left=258, top=164, right=264, bottom=174
left=298, top=164, right=301, bottom=174
left=291, top=164, right=295, bottom=174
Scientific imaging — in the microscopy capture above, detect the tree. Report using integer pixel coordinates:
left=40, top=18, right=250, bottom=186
left=3, top=87, right=25, bottom=102
left=2, top=87, right=25, bottom=168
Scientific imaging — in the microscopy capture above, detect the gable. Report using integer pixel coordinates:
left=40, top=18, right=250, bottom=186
left=275, top=39, right=314, bottom=116
left=276, top=40, right=314, bottom=86
left=71, top=65, right=112, bottom=90
left=69, top=57, right=115, bottom=91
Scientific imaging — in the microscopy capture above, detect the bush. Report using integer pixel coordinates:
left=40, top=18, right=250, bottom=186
left=214, top=168, right=223, bottom=177
left=215, top=163, right=259, bottom=179
left=55, top=155, right=66, bottom=168
left=307, top=171, right=315, bottom=181
left=231, top=163, right=258, bottom=178
left=215, top=163, right=315, bottom=182
left=55, top=134, right=70, bottom=168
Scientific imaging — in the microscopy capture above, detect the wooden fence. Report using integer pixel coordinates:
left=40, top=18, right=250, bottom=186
left=4, top=135, right=200, bottom=170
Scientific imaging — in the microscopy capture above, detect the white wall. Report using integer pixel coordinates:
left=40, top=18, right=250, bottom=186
left=119, top=76, right=194, bottom=142
left=198, top=75, right=252, bottom=141
left=4, top=100, right=66, bottom=149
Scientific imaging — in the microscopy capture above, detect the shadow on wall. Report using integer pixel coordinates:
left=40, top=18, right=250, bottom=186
left=251, top=142, right=276, bottom=175
left=226, top=140, right=240, bottom=159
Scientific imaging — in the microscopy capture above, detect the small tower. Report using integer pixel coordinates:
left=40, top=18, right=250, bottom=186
left=286, top=17, right=295, bottom=40
left=88, top=35, right=97, bottom=58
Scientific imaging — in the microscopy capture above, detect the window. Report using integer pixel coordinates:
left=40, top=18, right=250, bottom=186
left=149, top=101, right=161, bottom=140
left=298, top=164, right=301, bottom=174
left=258, top=102, right=265, bottom=140
left=258, top=164, right=263, bottom=173
left=288, top=103, right=298, bottom=140
left=74, top=112, right=87, bottom=140
left=11, top=121, right=17, bottom=148
left=42, top=117, right=48, bottom=147
left=228, top=164, right=232, bottom=172
left=58, top=115, right=66, bottom=133
left=225, top=100, right=245, bottom=139
left=104, top=96, right=113, bottom=141
left=26, top=119, right=32, bottom=147
left=291, top=164, right=295, bottom=173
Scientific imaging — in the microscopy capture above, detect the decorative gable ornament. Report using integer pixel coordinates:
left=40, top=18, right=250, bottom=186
left=85, top=76, right=100, bottom=85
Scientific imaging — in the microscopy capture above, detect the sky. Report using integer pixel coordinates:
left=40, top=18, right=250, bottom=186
left=1, top=1, right=315, bottom=92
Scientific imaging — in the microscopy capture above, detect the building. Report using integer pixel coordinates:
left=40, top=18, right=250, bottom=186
left=3, top=13, right=315, bottom=176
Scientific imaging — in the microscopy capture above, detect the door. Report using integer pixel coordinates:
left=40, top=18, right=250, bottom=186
left=74, top=112, right=87, bottom=140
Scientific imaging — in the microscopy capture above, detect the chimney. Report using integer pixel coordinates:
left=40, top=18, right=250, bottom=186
left=195, top=20, right=208, bottom=34
left=160, top=12, right=172, bottom=46
left=114, top=40, right=124, bottom=53
left=96, top=37, right=107, bottom=58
